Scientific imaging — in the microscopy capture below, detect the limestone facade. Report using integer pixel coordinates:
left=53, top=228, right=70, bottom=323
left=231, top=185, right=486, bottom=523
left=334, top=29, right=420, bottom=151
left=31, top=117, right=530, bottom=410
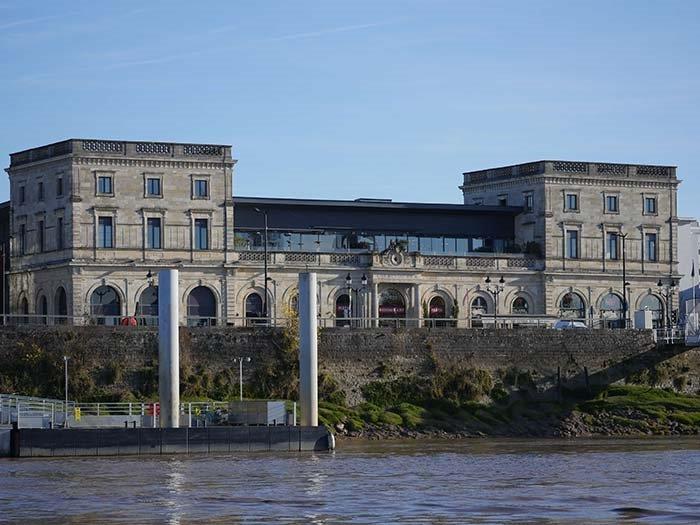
left=3, top=142, right=681, bottom=328
left=460, top=161, right=680, bottom=325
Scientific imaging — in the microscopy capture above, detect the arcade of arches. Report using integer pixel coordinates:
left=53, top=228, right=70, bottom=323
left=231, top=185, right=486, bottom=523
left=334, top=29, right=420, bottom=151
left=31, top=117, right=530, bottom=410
left=13, top=278, right=669, bottom=328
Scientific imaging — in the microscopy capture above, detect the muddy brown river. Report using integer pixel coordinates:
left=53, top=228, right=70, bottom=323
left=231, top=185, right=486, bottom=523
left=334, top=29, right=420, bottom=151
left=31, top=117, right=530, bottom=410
left=1, top=438, right=699, bottom=524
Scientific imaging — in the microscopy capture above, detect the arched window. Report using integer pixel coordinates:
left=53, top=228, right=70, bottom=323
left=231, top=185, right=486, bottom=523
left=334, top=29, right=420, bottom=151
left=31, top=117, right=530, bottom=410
left=335, top=294, right=351, bottom=327
left=560, top=292, right=585, bottom=319
left=244, top=292, right=263, bottom=326
left=20, top=297, right=29, bottom=324
left=37, top=295, right=48, bottom=324
left=379, top=289, right=406, bottom=326
left=512, top=297, right=529, bottom=314
left=90, top=285, right=121, bottom=326
left=428, top=296, right=448, bottom=327
left=137, top=286, right=159, bottom=326
left=471, top=296, right=488, bottom=327
left=188, top=286, right=217, bottom=326
left=639, top=294, right=664, bottom=328
left=54, top=287, right=67, bottom=325
left=600, top=293, right=624, bottom=328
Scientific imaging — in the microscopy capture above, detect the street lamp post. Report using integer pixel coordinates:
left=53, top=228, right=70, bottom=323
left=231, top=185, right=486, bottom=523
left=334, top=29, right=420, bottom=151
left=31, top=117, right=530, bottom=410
left=1, top=244, right=6, bottom=326
left=485, top=276, right=505, bottom=328
left=617, top=233, right=631, bottom=328
left=63, top=355, right=70, bottom=428
left=345, top=273, right=368, bottom=327
left=657, top=278, right=678, bottom=330
left=254, top=208, right=269, bottom=325
left=234, top=356, right=251, bottom=401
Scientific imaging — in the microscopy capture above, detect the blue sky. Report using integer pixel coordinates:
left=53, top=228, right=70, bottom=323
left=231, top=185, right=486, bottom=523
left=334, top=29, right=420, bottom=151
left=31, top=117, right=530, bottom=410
left=1, top=0, right=698, bottom=216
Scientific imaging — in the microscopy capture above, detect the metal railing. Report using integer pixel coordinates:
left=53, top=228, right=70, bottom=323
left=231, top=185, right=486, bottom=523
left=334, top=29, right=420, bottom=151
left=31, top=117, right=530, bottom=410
left=0, top=394, right=296, bottom=429
left=1, top=313, right=671, bottom=330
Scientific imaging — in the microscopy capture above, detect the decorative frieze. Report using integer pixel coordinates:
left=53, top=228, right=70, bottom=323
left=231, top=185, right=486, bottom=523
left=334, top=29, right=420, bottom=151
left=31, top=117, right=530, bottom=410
left=183, top=144, right=223, bottom=156
left=135, top=142, right=171, bottom=155
left=424, top=256, right=454, bottom=267
left=597, top=163, right=627, bottom=176
left=637, top=165, right=671, bottom=177
left=552, top=161, right=588, bottom=174
left=82, top=140, right=124, bottom=153
left=285, top=252, right=317, bottom=264
left=464, top=257, right=495, bottom=268
left=330, top=254, right=361, bottom=266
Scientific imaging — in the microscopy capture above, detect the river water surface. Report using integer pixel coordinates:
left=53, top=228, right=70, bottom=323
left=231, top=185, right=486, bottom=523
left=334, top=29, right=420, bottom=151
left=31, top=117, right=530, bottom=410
left=1, top=438, right=699, bottom=524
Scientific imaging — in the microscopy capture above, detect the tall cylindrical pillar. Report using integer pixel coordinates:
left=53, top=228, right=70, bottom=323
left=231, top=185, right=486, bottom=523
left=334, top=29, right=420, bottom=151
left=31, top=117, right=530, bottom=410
left=158, top=269, right=180, bottom=428
left=299, top=272, right=318, bottom=427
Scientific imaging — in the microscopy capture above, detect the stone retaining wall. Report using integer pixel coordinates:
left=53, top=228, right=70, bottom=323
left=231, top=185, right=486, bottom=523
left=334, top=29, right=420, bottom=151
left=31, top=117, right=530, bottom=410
left=1, top=326, right=695, bottom=405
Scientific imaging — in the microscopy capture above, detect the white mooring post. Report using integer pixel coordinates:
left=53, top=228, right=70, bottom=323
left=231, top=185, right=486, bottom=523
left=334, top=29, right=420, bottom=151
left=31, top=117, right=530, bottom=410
left=299, top=272, right=319, bottom=427
left=158, top=269, right=180, bottom=428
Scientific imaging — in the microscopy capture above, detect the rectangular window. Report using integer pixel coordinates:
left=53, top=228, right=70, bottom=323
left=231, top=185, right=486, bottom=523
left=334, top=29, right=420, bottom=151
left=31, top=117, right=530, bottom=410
left=147, top=217, right=162, bottom=249
left=606, top=195, right=618, bottom=213
left=645, top=197, right=657, bottom=214
left=194, top=218, right=208, bottom=250
left=146, top=178, right=161, bottom=197
left=97, top=176, right=113, bottom=195
left=194, top=179, right=208, bottom=198
left=566, top=230, right=579, bottom=259
left=645, top=233, right=657, bottom=262
left=19, top=186, right=25, bottom=204
left=57, top=217, right=64, bottom=250
left=98, top=216, right=114, bottom=248
left=607, top=232, right=619, bottom=260
left=523, top=193, right=534, bottom=212
left=565, top=193, right=578, bottom=211
left=38, top=182, right=44, bottom=201
left=19, top=224, right=26, bottom=255
left=56, top=177, right=63, bottom=197
left=38, top=220, right=44, bottom=252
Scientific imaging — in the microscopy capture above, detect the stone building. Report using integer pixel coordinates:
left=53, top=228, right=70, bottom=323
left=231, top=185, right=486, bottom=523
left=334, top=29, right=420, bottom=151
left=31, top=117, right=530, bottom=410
left=461, top=161, right=680, bottom=327
left=4, top=139, right=234, bottom=324
left=2, top=140, right=681, bottom=328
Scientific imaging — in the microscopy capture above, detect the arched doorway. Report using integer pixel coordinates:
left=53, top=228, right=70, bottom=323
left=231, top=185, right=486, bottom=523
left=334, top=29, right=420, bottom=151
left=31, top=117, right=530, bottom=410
left=244, top=292, right=263, bottom=326
left=379, top=289, right=406, bottom=327
left=90, top=285, right=121, bottom=326
left=639, top=294, right=664, bottom=328
left=20, top=297, right=29, bottom=324
left=137, top=286, right=159, bottom=326
left=187, top=286, right=217, bottom=326
left=54, top=287, right=67, bottom=325
left=428, top=296, right=447, bottom=327
left=37, top=295, right=48, bottom=325
left=471, top=296, right=488, bottom=328
left=512, top=297, right=529, bottom=314
left=600, top=293, right=624, bottom=328
left=335, top=294, right=351, bottom=327
left=560, top=292, right=585, bottom=319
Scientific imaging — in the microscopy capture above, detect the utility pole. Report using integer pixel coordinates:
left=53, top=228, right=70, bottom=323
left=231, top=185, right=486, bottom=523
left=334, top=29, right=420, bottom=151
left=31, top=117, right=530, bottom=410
left=63, top=356, right=70, bottom=428
left=234, top=356, right=251, bottom=401
left=618, top=232, right=630, bottom=328
left=485, top=276, right=505, bottom=328
left=254, top=208, right=269, bottom=324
